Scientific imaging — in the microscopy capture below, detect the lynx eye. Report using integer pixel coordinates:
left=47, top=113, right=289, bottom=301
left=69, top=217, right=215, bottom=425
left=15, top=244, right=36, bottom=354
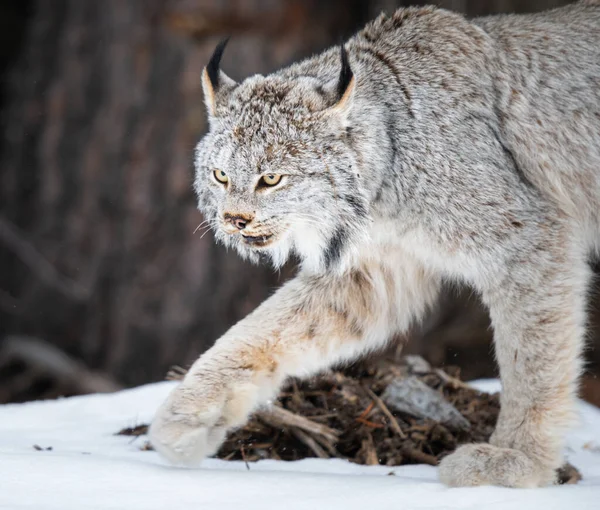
left=213, top=169, right=229, bottom=185
left=259, top=174, right=282, bottom=187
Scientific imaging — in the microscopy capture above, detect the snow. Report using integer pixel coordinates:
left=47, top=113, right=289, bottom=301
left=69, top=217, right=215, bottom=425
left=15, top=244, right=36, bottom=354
left=1, top=380, right=599, bottom=510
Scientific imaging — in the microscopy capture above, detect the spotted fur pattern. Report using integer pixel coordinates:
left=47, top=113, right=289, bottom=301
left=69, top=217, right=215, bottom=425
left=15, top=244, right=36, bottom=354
left=149, top=1, right=600, bottom=487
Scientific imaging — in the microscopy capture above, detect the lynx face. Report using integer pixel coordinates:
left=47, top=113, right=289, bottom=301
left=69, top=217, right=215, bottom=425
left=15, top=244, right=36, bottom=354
left=193, top=43, right=371, bottom=273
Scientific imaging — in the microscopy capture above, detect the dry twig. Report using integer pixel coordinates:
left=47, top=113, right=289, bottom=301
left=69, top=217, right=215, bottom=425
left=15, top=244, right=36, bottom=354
left=258, top=405, right=340, bottom=443
left=291, top=428, right=329, bottom=459
left=364, top=386, right=407, bottom=438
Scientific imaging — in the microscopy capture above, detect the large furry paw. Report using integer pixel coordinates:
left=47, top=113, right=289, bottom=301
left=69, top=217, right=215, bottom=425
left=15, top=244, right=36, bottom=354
left=438, top=444, right=555, bottom=488
left=148, top=378, right=257, bottom=466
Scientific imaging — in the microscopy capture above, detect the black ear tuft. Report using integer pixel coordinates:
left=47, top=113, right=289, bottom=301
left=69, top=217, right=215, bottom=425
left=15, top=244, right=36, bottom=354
left=336, top=45, right=353, bottom=100
left=206, top=37, right=230, bottom=89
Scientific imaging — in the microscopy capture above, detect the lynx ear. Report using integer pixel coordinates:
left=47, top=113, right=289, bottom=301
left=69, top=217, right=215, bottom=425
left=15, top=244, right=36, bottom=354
left=322, top=45, right=356, bottom=124
left=335, top=45, right=355, bottom=108
left=202, top=38, right=237, bottom=117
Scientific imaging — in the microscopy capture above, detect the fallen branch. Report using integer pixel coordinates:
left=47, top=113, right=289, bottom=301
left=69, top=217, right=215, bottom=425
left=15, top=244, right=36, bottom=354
left=291, top=428, right=329, bottom=459
left=166, top=365, right=188, bottom=381
left=401, top=445, right=438, bottom=466
left=364, top=386, right=406, bottom=439
left=258, top=405, right=340, bottom=443
left=0, top=216, right=89, bottom=302
left=433, top=368, right=471, bottom=390
left=0, top=336, right=122, bottom=400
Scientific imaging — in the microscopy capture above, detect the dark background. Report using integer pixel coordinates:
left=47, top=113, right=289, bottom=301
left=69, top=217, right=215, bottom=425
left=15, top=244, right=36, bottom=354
left=1, top=0, right=598, bottom=406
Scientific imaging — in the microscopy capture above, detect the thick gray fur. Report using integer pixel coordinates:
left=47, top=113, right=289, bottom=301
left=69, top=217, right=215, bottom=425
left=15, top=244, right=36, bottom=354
left=149, top=1, right=600, bottom=487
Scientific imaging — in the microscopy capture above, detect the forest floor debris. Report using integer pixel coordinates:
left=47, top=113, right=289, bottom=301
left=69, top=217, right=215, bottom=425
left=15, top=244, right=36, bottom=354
left=116, top=354, right=580, bottom=484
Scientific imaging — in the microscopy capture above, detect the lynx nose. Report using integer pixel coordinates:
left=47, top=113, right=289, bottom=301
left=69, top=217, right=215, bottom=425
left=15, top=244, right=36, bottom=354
left=233, top=217, right=247, bottom=230
left=224, top=213, right=254, bottom=231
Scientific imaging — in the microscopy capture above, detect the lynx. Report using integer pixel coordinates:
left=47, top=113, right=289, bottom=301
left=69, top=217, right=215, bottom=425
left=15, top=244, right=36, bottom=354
left=149, top=1, right=600, bottom=487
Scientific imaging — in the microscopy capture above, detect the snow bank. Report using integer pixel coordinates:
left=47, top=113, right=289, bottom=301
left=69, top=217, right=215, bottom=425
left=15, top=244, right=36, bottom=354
left=1, top=380, right=599, bottom=510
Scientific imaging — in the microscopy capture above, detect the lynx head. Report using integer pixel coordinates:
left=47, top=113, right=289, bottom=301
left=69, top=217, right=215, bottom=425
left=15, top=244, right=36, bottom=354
left=193, top=39, right=371, bottom=273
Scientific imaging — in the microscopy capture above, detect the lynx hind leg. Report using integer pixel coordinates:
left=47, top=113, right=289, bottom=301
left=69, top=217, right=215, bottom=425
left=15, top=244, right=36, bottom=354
left=440, top=232, right=588, bottom=487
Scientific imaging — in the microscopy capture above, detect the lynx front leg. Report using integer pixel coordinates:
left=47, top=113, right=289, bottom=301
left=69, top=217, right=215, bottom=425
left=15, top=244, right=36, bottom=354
left=439, top=230, right=588, bottom=487
left=150, top=259, right=439, bottom=465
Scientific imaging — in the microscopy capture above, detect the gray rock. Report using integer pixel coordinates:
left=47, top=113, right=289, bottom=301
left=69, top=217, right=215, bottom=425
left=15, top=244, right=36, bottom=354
left=403, top=355, right=432, bottom=375
left=381, top=376, right=471, bottom=431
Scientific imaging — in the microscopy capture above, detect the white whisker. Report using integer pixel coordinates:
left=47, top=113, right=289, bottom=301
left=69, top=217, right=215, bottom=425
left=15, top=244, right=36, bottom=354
left=199, top=223, right=217, bottom=239
left=193, top=218, right=211, bottom=234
